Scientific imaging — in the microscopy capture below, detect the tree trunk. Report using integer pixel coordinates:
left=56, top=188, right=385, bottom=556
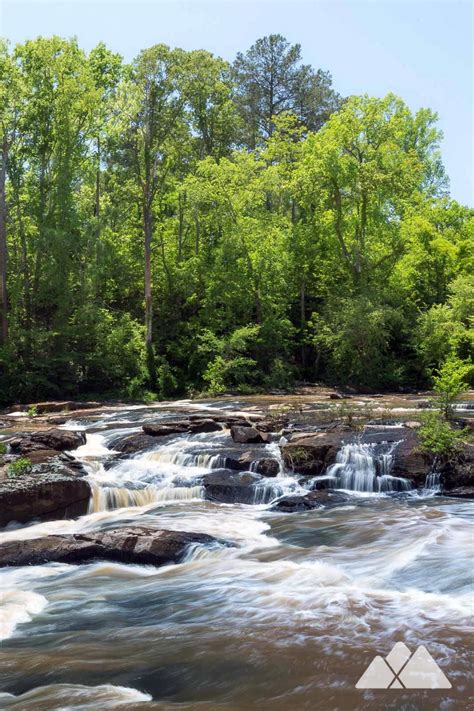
left=143, top=201, right=155, bottom=387
left=0, top=134, right=9, bottom=345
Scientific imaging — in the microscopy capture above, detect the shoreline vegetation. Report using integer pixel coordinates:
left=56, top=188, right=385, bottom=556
left=0, top=34, right=472, bottom=407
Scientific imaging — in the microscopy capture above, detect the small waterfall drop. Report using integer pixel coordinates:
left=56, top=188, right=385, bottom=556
left=424, top=471, right=441, bottom=494
left=88, top=484, right=204, bottom=512
left=325, top=442, right=410, bottom=493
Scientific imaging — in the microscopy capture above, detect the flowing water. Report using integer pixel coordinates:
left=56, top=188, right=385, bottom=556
left=0, top=403, right=472, bottom=710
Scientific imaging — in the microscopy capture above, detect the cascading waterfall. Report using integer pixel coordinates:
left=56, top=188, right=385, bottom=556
left=324, top=442, right=410, bottom=493
left=88, top=483, right=204, bottom=512
left=424, top=471, right=441, bottom=493
left=147, top=450, right=226, bottom=469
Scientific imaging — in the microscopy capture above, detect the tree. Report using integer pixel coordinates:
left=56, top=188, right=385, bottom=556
left=0, top=41, right=22, bottom=345
left=120, top=45, right=187, bottom=386
left=232, top=34, right=340, bottom=148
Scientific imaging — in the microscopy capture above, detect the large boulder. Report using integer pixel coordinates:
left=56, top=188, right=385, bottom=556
left=390, top=428, right=433, bottom=486
left=281, top=428, right=347, bottom=475
left=230, top=426, right=270, bottom=444
left=202, top=469, right=264, bottom=504
left=225, top=451, right=280, bottom=477
left=9, top=428, right=86, bottom=455
left=271, top=490, right=352, bottom=513
left=110, top=432, right=158, bottom=455
left=0, top=465, right=91, bottom=527
left=0, top=527, right=222, bottom=567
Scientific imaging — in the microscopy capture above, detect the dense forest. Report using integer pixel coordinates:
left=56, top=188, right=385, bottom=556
left=0, top=34, right=472, bottom=404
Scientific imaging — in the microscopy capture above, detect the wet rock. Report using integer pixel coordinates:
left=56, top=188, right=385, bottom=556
left=0, top=466, right=91, bottom=527
left=9, top=428, right=86, bottom=455
left=329, top=392, right=344, bottom=400
left=230, top=426, right=270, bottom=444
left=0, top=527, right=221, bottom=567
left=390, top=429, right=433, bottom=486
left=438, top=445, right=474, bottom=495
left=202, top=469, right=263, bottom=504
left=271, top=490, right=352, bottom=513
left=444, top=486, right=474, bottom=499
left=236, top=452, right=280, bottom=477
left=143, top=419, right=222, bottom=437
left=110, top=433, right=158, bottom=455
left=281, top=429, right=347, bottom=475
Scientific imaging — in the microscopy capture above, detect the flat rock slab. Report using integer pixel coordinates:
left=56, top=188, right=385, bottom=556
left=143, top=419, right=222, bottom=437
left=0, top=527, right=221, bottom=567
left=9, top=428, right=86, bottom=455
left=0, top=466, right=91, bottom=527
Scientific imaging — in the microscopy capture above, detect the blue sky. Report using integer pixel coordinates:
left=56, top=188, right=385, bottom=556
left=1, top=0, right=472, bottom=205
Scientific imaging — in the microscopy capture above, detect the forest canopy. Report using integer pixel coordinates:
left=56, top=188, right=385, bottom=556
left=0, top=34, right=472, bottom=403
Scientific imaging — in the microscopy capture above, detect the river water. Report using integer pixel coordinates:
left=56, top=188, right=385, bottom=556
left=0, top=402, right=472, bottom=710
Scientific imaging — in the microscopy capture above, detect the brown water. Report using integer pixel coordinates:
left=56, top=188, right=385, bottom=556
left=0, top=401, right=472, bottom=710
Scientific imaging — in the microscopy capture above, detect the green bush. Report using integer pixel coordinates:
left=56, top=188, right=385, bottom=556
left=27, top=405, right=38, bottom=418
left=0, top=442, right=7, bottom=455
left=432, top=356, right=472, bottom=419
left=418, top=411, right=469, bottom=458
left=7, top=457, right=32, bottom=477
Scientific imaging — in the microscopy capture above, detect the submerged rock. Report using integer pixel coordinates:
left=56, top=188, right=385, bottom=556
left=0, top=527, right=221, bottom=567
left=9, top=428, right=86, bottom=455
left=270, top=490, right=353, bottom=513
left=0, top=465, right=91, bottom=527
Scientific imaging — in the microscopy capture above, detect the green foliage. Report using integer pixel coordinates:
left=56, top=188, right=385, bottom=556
left=432, top=356, right=472, bottom=419
left=418, top=411, right=469, bottom=458
left=0, top=35, right=472, bottom=404
left=7, top=457, right=32, bottom=477
left=0, top=442, right=7, bottom=455
left=27, top=405, right=38, bottom=418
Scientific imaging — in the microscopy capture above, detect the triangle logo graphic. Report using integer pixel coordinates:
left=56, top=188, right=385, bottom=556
left=356, top=643, right=451, bottom=689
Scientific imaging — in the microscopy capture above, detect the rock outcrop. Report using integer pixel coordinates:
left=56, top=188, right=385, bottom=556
left=9, top=428, right=86, bottom=455
left=0, top=464, right=91, bottom=527
left=0, top=527, right=221, bottom=567
left=230, top=425, right=270, bottom=444
left=202, top=469, right=266, bottom=504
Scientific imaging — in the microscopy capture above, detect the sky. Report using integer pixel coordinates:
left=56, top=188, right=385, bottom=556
left=1, top=0, right=472, bottom=205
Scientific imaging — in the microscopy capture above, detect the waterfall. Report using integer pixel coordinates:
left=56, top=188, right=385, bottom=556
left=88, top=484, right=204, bottom=512
left=146, top=450, right=225, bottom=469
left=424, top=471, right=441, bottom=493
left=324, top=442, right=410, bottom=493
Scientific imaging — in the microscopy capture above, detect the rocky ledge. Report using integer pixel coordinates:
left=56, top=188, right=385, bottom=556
left=8, top=428, right=86, bottom=455
left=0, top=527, right=223, bottom=567
left=0, top=461, right=91, bottom=527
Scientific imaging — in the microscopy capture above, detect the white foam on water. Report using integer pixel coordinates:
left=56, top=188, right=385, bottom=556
left=0, top=589, right=48, bottom=641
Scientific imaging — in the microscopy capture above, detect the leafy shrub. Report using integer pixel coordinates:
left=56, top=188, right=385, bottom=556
left=432, top=356, right=472, bottom=419
left=0, top=442, right=7, bottom=455
left=7, top=457, right=32, bottom=477
left=418, top=412, right=469, bottom=458
left=27, top=405, right=38, bottom=418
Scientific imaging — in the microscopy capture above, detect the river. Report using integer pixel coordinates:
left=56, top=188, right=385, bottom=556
left=0, top=401, right=472, bottom=709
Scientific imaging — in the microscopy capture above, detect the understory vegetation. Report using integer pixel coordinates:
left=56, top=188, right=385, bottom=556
left=0, top=34, right=472, bottom=403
